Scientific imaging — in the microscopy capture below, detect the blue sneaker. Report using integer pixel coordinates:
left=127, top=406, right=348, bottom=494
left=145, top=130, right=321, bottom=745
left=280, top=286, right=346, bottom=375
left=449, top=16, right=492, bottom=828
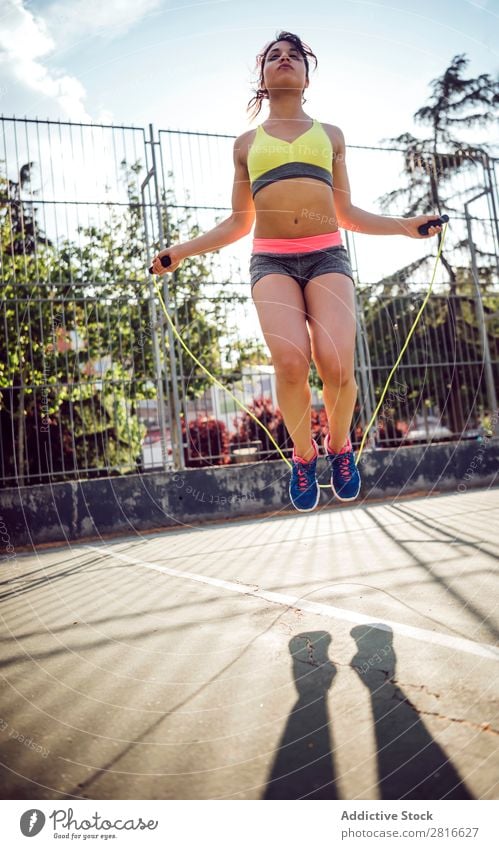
left=325, top=432, right=361, bottom=501
left=289, top=438, right=320, bottom=512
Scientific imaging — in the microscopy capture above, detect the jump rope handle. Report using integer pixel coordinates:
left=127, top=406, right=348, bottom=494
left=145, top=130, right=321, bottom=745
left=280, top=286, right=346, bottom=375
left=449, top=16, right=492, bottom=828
left=417, top=213, right=449, bottom=236
left=148, top=255, right=172, bottom=274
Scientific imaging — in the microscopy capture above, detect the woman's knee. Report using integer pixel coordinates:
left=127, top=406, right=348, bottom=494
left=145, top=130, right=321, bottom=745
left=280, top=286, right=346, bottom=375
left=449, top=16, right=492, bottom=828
left=316, top=356, right=356, bottom=387
left=274, top=352, right=311, bottom=384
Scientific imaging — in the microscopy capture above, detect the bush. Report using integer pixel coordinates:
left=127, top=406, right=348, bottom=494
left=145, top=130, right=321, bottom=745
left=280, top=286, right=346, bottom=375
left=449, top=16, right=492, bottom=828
left=230, top=396, right=288, bottom=460
left=231, top=396, right=330, bottom=459
left=183, top=415, right=230, bottom=467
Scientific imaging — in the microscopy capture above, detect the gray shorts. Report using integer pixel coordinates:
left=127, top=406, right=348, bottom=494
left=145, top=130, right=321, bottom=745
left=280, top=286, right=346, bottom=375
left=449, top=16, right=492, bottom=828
left=249, top=244, right=355, bottom=292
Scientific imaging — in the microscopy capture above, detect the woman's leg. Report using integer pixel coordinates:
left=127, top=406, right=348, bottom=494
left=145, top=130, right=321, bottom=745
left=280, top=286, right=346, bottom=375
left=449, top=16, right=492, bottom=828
left=251, top=274, right=315, bottom=460
left=304, top=273, right=358, bottom=452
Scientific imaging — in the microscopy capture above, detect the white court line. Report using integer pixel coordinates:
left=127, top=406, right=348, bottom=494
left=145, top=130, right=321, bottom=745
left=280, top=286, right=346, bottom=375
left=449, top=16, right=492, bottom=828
left=84, top=545, right=499, bottom=662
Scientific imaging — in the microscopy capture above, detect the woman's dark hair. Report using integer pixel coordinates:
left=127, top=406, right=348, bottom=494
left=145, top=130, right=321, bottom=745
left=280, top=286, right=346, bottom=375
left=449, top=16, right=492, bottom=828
left=246, top=30, right=318, bottom=122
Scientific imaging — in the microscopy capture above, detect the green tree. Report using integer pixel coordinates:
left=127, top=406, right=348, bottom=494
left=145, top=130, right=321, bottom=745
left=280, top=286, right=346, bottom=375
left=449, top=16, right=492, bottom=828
left=366, top=54, right=499, bottom=434
left=0, top=151, right=265, bottom=483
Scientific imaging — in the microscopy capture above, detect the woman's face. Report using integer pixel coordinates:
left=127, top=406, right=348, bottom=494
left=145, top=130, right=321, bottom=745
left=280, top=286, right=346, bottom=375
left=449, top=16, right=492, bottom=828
left=262, top=40, right=308, bottom=97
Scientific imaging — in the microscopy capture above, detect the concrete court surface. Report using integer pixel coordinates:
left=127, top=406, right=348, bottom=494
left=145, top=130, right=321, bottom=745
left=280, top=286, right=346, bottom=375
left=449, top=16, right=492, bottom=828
left=0, top=486, right=498, bottom=801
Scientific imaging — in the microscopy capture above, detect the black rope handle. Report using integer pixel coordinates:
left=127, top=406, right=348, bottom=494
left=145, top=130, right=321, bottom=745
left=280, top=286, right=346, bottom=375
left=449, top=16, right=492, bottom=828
left=149, top=255, right=172, bottom=274
left=417, top=214, right=449, bottom=235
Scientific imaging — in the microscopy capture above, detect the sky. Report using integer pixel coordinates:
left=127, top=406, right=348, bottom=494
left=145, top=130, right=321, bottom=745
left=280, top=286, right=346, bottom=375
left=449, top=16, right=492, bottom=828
left=1, top=0, right=498, bottom=289
left=1, top=0, right=497, bottom=138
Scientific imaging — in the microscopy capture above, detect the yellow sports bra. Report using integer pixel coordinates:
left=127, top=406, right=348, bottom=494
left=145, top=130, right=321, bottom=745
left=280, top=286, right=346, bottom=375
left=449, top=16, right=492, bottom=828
left=247, top=117, right=333, bottom=198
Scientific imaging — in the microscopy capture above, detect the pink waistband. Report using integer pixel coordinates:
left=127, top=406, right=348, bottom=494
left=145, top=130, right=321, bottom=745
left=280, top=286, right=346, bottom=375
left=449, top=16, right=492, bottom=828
left=252, top=230, right=343, bottom=254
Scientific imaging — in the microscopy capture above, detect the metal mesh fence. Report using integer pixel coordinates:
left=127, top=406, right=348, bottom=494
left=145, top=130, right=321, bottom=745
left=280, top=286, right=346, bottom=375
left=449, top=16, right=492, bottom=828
left=1, top=116, right=498, bottom=485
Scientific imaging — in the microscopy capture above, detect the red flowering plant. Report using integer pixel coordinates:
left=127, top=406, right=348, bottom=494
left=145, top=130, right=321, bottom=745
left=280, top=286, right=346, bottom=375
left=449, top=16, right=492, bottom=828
left=229, top=396, right=288, bottom=461
left=230, top=396, right=330, bottom=461
left=182, top=414, right=231, bottom=467
left=312, top=406, right=329, bottom=449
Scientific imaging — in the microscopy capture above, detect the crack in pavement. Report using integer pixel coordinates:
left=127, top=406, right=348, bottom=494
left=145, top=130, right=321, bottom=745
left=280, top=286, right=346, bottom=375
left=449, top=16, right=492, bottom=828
left=391, top=687, right=499, bottom=736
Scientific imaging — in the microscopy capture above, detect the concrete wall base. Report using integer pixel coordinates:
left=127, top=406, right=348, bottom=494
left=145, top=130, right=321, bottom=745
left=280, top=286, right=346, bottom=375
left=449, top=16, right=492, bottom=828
left=1, top=439, right=498, bottom=549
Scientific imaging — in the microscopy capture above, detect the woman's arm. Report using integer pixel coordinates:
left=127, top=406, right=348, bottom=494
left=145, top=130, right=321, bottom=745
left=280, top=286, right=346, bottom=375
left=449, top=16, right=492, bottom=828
left=150, top=136, right=255, bottom=274
left=331, top=126, right=443, bottom=239
left=177, top=215, right=249, bottom=259
left=339, top=205, right=442, bottom=238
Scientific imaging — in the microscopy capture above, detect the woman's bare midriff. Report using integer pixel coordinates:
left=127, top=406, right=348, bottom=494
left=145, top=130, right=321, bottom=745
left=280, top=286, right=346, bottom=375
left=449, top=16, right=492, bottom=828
left=252, top=179, right=339, bottom=238
left=243, top=130, right=339, bottom=239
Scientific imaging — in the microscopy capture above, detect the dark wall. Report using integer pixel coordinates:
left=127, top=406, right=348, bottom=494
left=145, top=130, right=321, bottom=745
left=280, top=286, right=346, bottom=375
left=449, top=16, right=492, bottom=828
left=1, top=439, right=498, bottom=549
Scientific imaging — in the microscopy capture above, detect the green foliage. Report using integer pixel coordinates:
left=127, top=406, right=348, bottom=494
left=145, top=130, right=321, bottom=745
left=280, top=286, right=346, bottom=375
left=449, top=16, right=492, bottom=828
left=367, top=54, right=499, bottom=434
left=57, top=362, right=147, bottom=476
left=0, top=150, right=265, bottom=485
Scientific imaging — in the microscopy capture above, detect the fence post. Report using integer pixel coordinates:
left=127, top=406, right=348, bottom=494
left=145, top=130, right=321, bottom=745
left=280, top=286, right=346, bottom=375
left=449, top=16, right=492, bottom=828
left=483, top=154, right=499, bottom=282
left=355, top=289, right=377, bottom=449
left=148, top=123, right=185, bottom=471
left=465, top=191, right=499, bottom=435
left=140, top=169, right=172, bottom=472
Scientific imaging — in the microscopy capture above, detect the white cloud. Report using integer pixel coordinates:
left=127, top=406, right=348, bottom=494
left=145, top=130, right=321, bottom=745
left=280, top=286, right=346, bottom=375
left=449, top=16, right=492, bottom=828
left=43, top=0, right=163, bottom=42
left=0, top=0, right=164, bottom=121
left=0, top=0, right=90, bottom=120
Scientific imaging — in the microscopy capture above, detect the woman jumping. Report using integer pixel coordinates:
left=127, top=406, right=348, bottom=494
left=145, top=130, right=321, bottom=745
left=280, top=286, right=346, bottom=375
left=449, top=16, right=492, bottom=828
left=150, top=30, right=443, bottom=513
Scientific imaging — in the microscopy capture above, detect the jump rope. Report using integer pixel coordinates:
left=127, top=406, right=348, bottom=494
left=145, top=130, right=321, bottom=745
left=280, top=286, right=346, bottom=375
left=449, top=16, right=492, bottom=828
left=148, top=215, right=449, bottom=487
